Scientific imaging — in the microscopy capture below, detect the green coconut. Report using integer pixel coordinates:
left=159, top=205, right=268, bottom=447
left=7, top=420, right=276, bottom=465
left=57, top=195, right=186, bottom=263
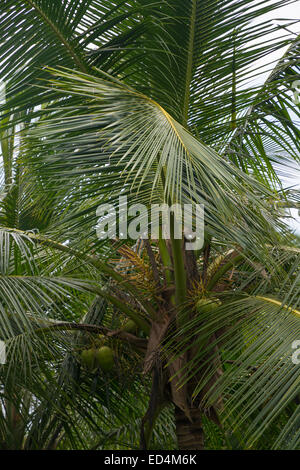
left=122, top=319, right=138, bottom=334
left=196, top=298, right=221, bottom=313
left=95, top=346, right=114, bottom=372
left=98, top=334, right=106, bottom=343
left=81, top=348, right=95, bottom=370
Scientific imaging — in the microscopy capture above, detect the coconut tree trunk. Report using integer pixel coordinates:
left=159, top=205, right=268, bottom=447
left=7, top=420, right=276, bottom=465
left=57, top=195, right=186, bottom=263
left=175, top=406, right=205, bottom=450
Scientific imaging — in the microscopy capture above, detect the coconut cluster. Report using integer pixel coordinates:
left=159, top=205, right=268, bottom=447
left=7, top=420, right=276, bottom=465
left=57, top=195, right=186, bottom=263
left=80, top=319, right=139, bottom=372
left=81, top=345, right=114, bottom=372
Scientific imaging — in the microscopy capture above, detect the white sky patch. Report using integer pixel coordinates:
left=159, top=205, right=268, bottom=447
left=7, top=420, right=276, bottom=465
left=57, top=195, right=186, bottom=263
left=0, top=2, right=299, bottom=231
left=0, top=341, right=6, bottom=365
left=0, top=81, right=5, bottom=105
left=248, top=1, right=300, bottom=233
left=246, top=2, right=300, bottom=86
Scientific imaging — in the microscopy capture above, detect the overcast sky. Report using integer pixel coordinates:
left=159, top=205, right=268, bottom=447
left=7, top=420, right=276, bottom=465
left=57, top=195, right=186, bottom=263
left=254, top=1, right=300, bottom=233
left=0, top=1, right=299, bottom=232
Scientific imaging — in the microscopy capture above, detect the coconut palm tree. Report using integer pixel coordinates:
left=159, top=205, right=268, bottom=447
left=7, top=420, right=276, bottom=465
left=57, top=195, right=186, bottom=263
left=0, top=0, right=299, bottom=449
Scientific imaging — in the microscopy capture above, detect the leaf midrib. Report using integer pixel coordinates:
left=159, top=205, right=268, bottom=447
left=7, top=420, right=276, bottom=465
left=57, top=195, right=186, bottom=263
left=24, top=0, right=88, bottom=73
left=182, top=0, right=197, bottom=126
